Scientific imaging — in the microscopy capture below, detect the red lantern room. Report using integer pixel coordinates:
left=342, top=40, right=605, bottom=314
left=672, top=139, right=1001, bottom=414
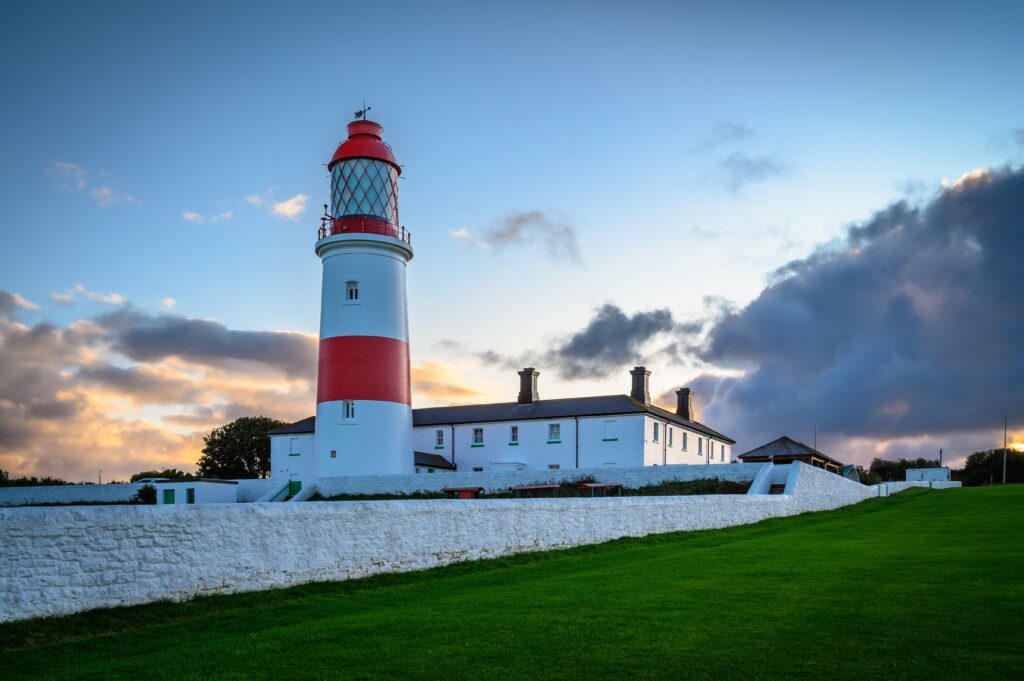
left=319, top=120, right=408, bottom=243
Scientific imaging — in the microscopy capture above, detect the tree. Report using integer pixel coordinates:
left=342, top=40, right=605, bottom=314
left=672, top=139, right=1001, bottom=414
left=954, top=449, right=1024, bottom=486
left=196, top=416, right=287, bottom=479
left=868, top=457, right=940, bottom=482
left=129, top=468, right=197, bottom=482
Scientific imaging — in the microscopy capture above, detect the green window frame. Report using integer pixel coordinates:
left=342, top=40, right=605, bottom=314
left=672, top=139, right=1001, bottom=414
left=186, top=488, right=195, bottom=504
left=162, top=489, right=175, bottom=504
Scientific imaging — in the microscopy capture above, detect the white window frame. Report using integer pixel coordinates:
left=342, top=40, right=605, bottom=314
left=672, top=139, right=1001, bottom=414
left=435, top=429, right=444, bottom=447
left=698, top=437, right=703, bottom=455
left=603, top=419, right=617, bottom=442
left=472, top=427, right=484, bottom=445
left=653, top=422, right=659, bottom=443
left=510, top=425, right=519, bottom=444
left=668, top=428, right=673, bottom=447
left=683, top=431, right=688, bottom=450
left=548, top=423, right=561, bottom=442
left=345, top=280, right=360, bottom=303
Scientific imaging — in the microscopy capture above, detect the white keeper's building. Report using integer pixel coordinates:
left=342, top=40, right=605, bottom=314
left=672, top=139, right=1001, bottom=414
left=270, top=365, right=735, bottom=479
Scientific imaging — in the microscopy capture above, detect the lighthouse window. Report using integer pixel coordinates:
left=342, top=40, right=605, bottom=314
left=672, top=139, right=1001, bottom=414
left=346, top=281, right=359, bottom=302
left=343, top=400, right=356, bottom=420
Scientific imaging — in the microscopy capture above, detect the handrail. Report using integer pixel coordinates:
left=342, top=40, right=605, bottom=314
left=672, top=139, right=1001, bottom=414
left=317, top=215, right=411, bottom=244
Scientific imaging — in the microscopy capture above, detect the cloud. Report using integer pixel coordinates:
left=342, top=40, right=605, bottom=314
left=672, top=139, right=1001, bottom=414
left=48, top=284, right=127, bottom=307
left=470, top=210, right=583, bottom=264
left=93, top=307, right=317, bottom=377
left=411, top=361, right=480, bottom=405
left=717, top=152, right=788, bottom=191
left=245, top=192, right=268, bottom=207
left=271, top=194, right=309, bottom=220
left=688, top=121, right=757, bottom=153
left=0, top=294, right=317, bottom=481
left=47, top=161, right=137, bottom=206
left=0, top=291, right=40, bottom=315
left=48, top=292, right=76, bottom=306
left=689, top=165, right=1024, bottom=463
left=161, top=297, right=177, bottom=310
left=182, top=210, right=232, bottom=224
left=480, top=304, right=677, bottom=380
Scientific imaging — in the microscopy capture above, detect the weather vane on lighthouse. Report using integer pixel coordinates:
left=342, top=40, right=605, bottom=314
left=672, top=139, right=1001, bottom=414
left=353, top=101, right=372, bottom=120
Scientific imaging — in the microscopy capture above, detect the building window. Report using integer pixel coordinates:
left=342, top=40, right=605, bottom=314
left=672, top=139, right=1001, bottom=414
left=547, top=423, right=560, bottom=443
left=472, top=428, right=484, bottom=446
left=548, top=464, right=560, bottom=470
left=427, top=468, right=435, bottom=474
left=683, top=432, right=688, bottom=450
left=345, top=281, right=359, bottom=302
left=698, top=438, right=703, bottom=455
left=435, top=429, right=444, bottom=448
left=186, top=488, right=195, bottom=504
left=653, top=422, right=659, bottom=443
left=343, top=400, right=356, bottom=420
left=720, top=444, right=725, bottom=462
left=668, top=428, right=673, bottom=447
left=473, top=467, right=483, bottom=472
left=162, top=489, right=175, bottom=504
left=510, top=425, right=519, bottom=444
left=289, top=438, right=301, bottom=456
left=603, top=419, right=617, bottom=442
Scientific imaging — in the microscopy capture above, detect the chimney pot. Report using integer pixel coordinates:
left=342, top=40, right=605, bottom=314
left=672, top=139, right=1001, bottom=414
left=629, top=366, right=651, bottom=404
left=676, top=387, right=694, bottom=420
left=517, top=367, right=539, bottom=404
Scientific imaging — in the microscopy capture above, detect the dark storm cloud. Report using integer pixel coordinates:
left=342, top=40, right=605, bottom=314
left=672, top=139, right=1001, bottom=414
left=482, top=211, right=582, bottom=264
left=93, top=308, right=317, bottom=378
left=480, top=304, right=677, bottom=380
left=717, top=152, right=788, bottom=191
left=696, top=166, right=1024, bottom=445
left=76, top=364, right=201, bottom=404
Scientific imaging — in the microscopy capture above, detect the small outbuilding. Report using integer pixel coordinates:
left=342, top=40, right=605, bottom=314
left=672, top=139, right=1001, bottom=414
left=738, top=436, right=845, bottom=474
left=414, top=451, right=456, bottom=474
left=154, top=479, right=238, bottom=505
left=906, top=467, right=951, bottom=482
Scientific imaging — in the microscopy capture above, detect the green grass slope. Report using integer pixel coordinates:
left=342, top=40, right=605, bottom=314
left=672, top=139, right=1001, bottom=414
left=1, top=487, right=1021, bottom=680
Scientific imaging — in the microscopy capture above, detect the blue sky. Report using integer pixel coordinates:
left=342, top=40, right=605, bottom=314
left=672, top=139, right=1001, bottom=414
left=2, top=0, right=1023, bottom=479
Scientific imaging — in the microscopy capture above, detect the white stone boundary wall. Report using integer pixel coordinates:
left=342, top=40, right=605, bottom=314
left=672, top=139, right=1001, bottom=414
left=0, top=463, right=887, bottom=623
left=873, top=480, right=962, bottom=496
left=0, top=479, right=280, bottom=507
left=312, top=462, right=767, bottom=496
left=0, top=484, right=143, bottom=507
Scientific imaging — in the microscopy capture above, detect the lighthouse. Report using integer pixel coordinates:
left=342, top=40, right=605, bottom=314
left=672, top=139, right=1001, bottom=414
left=313, top=117, right=414, bottom=477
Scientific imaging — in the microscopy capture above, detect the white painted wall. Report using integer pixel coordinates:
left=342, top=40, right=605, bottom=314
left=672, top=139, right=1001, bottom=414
left=1, top=463, right=887, bottom=623
left=905, top=467, right=951, bottom=482
left=271, top=432, right=315, bottom=481
left=317, top=236, right=411, bottom=341
left=0, top=484, right=142, bottom=507
left=315, top=400, right=414, bottom=477
left=155, top=481, right=238, bottom=505
left=313, top=462, right=766, bottom=496
left=411, top=414, right=732, bottom=472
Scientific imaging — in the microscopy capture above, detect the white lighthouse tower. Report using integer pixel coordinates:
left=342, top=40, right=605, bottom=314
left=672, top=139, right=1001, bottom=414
left=313, top=117, right=414, bottom=477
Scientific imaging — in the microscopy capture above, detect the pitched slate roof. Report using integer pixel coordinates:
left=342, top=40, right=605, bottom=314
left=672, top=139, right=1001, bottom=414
left=738, top=436, right=844, bottom=467
left=268, top=395, right=734, bottom=444
left=414, top=451, right=456, bottom=470
left=267, top=416, right=315, bottom=435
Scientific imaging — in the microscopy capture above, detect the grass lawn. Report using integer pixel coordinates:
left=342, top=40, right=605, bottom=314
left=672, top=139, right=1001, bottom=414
left=1, top=486, right=1021, bottom=680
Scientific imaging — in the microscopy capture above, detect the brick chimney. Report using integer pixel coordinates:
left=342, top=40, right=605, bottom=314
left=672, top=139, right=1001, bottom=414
left=517, top=367, right=539, bottom=404
left=629, top=366, right=650, bottom=404
left=676, top=387, right=693, bottom=420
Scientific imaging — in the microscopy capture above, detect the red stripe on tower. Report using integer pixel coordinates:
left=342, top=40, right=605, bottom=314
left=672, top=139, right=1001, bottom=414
left=316, top=335, right=411, bottom=405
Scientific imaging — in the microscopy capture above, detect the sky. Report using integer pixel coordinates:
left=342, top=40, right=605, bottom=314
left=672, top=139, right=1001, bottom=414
left=1, top=0, right=1023, bottom=481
